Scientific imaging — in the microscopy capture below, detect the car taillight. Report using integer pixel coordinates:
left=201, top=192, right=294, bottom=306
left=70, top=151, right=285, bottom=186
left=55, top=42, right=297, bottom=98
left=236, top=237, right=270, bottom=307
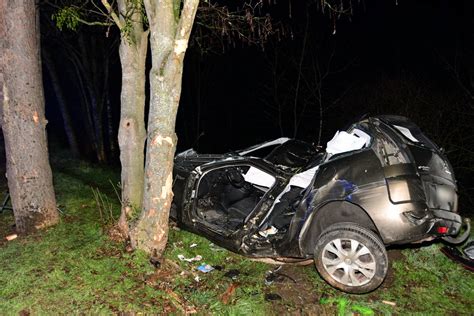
left=437, top=226, right=448, bottom=234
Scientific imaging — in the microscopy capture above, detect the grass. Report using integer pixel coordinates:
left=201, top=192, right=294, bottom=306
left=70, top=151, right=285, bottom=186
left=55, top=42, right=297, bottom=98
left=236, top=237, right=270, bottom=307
left=0, top=152, right=473, bottom=314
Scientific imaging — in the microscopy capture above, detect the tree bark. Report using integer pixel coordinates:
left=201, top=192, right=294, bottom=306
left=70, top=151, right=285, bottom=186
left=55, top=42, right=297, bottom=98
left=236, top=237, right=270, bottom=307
left=130, top=0, right=199, bottom=254
left=0, top=0, right=59, bottom=233
left=114, top=0, right=148, bottom=236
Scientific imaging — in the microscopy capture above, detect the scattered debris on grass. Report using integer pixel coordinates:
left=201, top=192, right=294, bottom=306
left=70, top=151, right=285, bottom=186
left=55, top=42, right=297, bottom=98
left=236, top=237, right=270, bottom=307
left=165, top=288, right=197, bottom=314
left=149, top=256, right=161, bottom=269
left=265, top=293, right=282, bottom=301
left=221, top=283, right=239, bottom=304
left=209, top=242, right=225, bottom=252
left=224, top=269, right=240, bottom=280
left=464, top=240, right=474, bottom=259
left=264, top=265, right=297, bottom=285
left=5, top=233, right=17, bottom=241
left=196, top=264, right=214, bottom=273
left=177, top=254, right=202, bottom=262
left=441, top=246, right=474, bottom=272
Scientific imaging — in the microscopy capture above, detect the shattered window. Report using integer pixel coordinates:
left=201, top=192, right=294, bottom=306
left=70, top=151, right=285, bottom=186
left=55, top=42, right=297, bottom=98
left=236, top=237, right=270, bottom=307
left=372, top=123, right=410, bottom=166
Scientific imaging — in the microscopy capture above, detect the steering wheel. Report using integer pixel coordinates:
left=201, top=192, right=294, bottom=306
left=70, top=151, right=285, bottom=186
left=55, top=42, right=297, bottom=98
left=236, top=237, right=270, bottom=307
left=226, top=169, right=245, bottom=188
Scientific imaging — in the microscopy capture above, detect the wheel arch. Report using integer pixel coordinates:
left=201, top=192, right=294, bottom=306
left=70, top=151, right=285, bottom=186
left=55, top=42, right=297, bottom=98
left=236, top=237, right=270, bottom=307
left=299, top=200, right=380, bottom=255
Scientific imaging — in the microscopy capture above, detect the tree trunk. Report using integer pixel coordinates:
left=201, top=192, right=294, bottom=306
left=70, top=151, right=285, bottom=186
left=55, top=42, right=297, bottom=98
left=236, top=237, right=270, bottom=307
left=42, top=49, right=81, bottom=158
left=130, top=0, right=199, bottom=255
left=115, top=0, right=148, bottom=236
left=0, top=0, right=59, bottom=234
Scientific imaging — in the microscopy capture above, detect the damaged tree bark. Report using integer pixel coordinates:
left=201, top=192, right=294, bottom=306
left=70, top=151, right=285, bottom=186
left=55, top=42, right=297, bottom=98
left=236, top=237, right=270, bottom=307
left=0, top=0, right=59, bottom=233
left=129, top=0, right=199, bottom=254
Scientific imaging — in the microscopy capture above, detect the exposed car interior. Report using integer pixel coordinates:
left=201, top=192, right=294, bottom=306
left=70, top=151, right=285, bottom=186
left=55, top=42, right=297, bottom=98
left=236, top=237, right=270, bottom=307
left=264, top=139, right=320, bottom=168
left=260, top=127, right=374, bottom=236
left=195, top=165, right=275, bottom=231
left=194, top=131, right=374, bottom=234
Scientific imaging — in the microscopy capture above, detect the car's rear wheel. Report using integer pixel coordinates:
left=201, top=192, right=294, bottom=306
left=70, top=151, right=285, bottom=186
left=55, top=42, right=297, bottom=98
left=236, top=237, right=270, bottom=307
left=314, top=222, right=388, bottom=294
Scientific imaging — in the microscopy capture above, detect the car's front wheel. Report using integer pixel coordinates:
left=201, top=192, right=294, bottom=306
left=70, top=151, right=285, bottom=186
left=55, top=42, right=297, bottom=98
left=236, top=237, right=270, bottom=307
left=314, top=222, right=388, bottom=294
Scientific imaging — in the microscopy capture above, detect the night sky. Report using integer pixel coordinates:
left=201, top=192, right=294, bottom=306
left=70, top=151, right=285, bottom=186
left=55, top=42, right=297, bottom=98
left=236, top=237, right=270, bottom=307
left=172, top=0, right=474, bottom=150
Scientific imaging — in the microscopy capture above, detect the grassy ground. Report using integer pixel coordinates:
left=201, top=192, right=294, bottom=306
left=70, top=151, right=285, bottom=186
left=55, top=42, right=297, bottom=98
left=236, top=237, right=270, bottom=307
left=0, top=154, right=473, bottom=315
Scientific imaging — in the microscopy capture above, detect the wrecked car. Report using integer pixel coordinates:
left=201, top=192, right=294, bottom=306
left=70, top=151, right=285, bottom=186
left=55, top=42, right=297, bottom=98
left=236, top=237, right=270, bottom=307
left=171, top=115, right=470, bottom=293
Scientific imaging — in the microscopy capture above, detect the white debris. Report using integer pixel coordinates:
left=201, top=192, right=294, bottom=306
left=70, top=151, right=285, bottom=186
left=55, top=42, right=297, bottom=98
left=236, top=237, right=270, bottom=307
left=177, top=254, right=202, bottom=262
left=394, top=125, right=419, bottom=142
left=326, top=131, right=367, bottom=155
left=5, top=234, right=17, bottom=241
left=243, top=167, right=276, bottom=188
left=288, top=166, right=319, bottom=189
left=259, top=225, right=278, bottom=237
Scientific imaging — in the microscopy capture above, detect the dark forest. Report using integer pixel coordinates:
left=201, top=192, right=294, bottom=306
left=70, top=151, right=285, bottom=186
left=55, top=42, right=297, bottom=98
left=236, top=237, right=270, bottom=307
left=1, top=0, right=473, bottom=313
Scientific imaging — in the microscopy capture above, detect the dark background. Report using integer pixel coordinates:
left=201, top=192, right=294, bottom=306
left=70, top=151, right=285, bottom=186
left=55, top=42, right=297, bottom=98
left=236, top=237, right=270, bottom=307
left=41, top=0, right=474, bottom=215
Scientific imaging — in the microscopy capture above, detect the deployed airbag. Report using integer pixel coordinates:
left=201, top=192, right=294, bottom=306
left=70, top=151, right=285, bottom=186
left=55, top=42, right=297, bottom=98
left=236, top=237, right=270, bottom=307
left=326, top=131, right=367, bottom=155
left=243, top=167, right=276, bottom=188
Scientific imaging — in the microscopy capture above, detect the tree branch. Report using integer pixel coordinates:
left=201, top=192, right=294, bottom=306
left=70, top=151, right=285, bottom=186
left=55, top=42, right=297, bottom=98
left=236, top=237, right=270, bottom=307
left=172, top=0, right=199, bottom=60
left=101, top=0, right=123, bottom=29
left=175, top=0, right=199, bottom=44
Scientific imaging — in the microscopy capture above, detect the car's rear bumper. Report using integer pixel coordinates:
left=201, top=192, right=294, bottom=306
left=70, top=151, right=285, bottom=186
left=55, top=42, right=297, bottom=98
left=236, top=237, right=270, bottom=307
left=428, top=209, right=471, bottom=244
left=402, top=208, right=470, bottom=244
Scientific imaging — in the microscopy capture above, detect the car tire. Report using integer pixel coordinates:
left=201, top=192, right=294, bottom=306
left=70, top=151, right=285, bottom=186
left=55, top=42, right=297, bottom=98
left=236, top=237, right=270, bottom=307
left=313, top=222, right=388, bottom=294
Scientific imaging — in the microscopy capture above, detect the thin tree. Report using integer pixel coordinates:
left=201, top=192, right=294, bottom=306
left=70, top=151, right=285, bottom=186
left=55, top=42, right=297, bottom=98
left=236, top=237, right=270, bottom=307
left=0, top=0, right=59, bottom=233
left=100, top=0, right=148, bottom=236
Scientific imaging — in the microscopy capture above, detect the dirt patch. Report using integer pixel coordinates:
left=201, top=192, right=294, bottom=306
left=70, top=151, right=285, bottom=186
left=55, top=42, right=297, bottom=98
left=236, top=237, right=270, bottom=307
left=145, top=259, right=183, bottom=287
left=144, top=259, right=200, bottom=314
left=383, top=248, right=405, bottom=289
left=263, top=265, right=336, bottom=315
left=106, top=224, right=127, bottom=243
left=366, top=248, right=405, bottom=302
